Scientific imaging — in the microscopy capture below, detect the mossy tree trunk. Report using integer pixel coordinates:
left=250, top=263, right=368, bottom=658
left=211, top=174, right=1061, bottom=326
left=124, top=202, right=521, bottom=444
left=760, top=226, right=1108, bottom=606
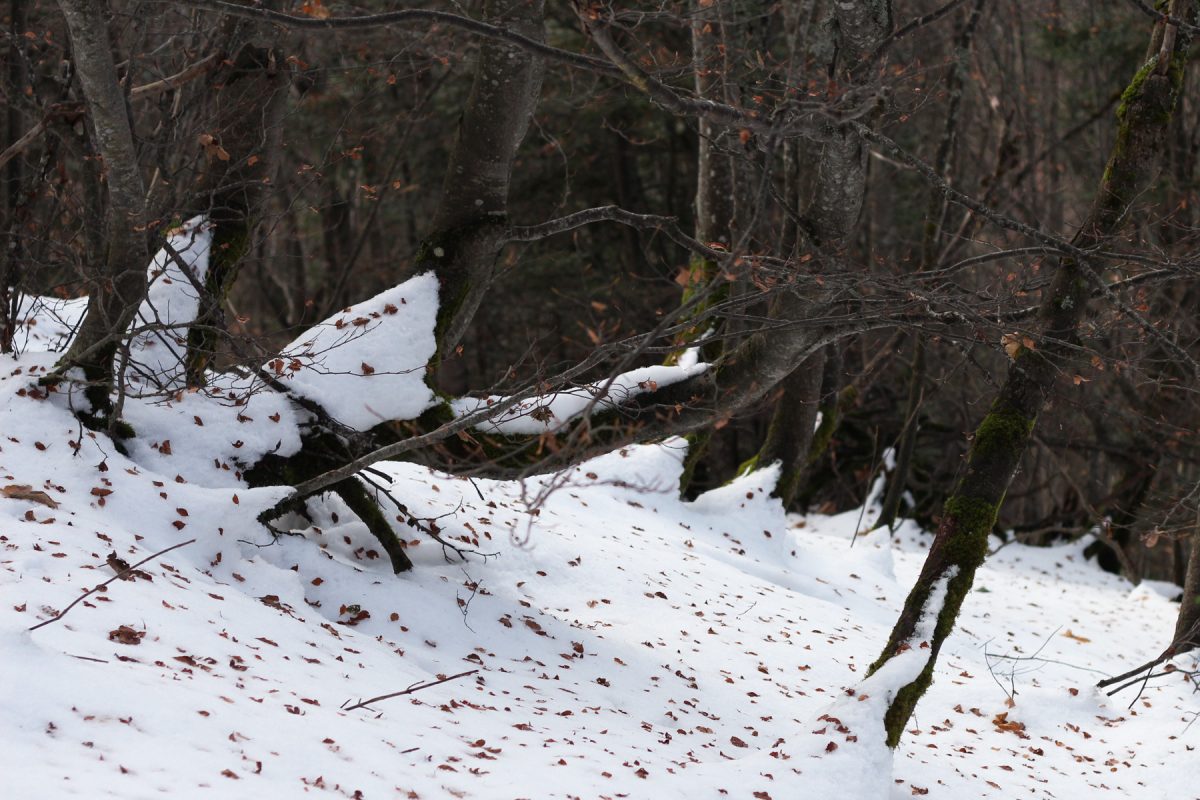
left=869, top=1, right=1195, bottom=748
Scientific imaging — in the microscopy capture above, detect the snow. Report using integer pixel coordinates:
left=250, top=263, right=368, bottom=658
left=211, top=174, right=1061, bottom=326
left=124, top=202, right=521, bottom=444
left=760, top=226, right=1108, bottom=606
left=126, top=216, right=213, bottom=390
left=273, top=272, right=439, bottom=431
left=452, top=361, right=709, bottom=434
left=118, top=374, right=304, bottom=489
left=0, top=349, right=1197, bottom=798
left=11, top=295, right=88, bottom=354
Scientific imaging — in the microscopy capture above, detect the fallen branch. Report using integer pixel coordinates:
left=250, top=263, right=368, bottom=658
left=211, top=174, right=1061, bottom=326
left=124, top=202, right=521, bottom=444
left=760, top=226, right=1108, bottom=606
left=28, top=538, right=196, bottom=632
left=341, top=669, right=479, bottom=712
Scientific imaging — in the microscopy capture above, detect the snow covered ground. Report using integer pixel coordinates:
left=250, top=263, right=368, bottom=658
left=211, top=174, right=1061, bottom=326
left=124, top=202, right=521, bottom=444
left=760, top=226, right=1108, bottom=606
left=1, top=351, right=1196, bottom=798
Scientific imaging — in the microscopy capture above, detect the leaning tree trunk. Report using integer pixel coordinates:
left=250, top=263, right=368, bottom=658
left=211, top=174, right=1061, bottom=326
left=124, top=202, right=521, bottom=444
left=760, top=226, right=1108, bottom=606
left=55, top=0, right=148, bottom=426
left=869, top=1, right=1195, bottom=748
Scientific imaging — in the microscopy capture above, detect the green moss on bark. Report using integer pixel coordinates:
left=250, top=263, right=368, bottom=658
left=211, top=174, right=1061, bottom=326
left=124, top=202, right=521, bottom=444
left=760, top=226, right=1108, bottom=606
left=665, top=255, right=727, bottom=366
left=968, top=404, right=1035, bottom=463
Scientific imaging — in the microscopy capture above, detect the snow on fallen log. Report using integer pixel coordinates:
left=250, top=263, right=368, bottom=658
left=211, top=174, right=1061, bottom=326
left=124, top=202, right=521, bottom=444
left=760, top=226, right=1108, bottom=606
left=271, top=271, right=439, bottom=431
left=451, top=360, right=709, bottom=435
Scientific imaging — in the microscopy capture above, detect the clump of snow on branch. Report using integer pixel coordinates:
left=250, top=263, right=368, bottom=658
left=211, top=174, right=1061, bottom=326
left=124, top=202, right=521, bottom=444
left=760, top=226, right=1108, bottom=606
left=451, top=361, right=708, bottom=434
left=271, top=271, right=439, bottom=431
left=126, top=216, right=213, bottom=389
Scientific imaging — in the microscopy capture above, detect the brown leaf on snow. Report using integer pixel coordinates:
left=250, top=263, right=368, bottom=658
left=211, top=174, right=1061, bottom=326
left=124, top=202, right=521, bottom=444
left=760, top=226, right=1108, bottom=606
left=106, top=552, right=152, bottom=581
left=992, top=712, right=1029, bottom=738
left=2, top=484, right=60, bottom=508
left=1062, top=629, right=1091, bottom=644
left=108, top=625, right=145, bottom=645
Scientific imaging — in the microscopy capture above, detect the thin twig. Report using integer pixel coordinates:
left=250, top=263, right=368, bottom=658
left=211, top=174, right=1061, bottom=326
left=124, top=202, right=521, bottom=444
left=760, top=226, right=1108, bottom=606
left=341, top=669, right=479, bottom=712
left=28, top=539, right=196, bottom=632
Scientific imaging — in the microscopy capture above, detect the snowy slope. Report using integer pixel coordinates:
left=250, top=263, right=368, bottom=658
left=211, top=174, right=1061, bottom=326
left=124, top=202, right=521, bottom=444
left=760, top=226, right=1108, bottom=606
left=0, top=353, right=1196, bottom=799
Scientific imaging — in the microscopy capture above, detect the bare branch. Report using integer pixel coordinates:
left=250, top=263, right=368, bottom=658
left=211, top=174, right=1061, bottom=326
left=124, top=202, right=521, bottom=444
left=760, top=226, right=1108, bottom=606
left=28, top=539, right=196, bottom=632
left=341, top=669, right=479, bottom=712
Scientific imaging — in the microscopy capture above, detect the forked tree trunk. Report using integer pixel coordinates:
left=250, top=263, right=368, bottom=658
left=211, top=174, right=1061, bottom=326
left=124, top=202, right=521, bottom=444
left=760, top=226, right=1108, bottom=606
left=869, top=2, right=1195, bottom=747
left=246, top=0, right=545, bottom=571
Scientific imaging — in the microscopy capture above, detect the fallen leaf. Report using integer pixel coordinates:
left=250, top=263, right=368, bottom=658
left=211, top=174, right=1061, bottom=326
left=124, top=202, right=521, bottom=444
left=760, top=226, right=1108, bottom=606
left=108, top=625, right=145, bottom=645
left=2, top=484, right=59, bottom=508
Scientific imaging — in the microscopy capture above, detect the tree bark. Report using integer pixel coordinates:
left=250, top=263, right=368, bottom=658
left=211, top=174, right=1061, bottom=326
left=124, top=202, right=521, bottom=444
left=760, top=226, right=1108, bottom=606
left=55, top=0, right=148, bottom=425
left=0, top=0, right=28, bottom=353
left=247, top=0, right=545, bottom=569
left=869, top=1, right=1195, bottom=748
left=673, top=0, right=738, bottom=492
left=421, top=0, right=544, bottom=382
left=184, top=41, right=288, bottom=385
left=1175, top=531, right=1200, bottom=650
left=749, top=0, right=890, bottom=505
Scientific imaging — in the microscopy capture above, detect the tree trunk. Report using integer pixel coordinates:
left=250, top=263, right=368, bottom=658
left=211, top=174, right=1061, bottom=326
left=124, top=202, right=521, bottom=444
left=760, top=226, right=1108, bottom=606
left=0, top=0, right=28, bottom=353
left=1175, top=531, right=1200, bottom=650
left=185, top=41, right=288, bottom=385
left=673, top=0, right=738, bottom=492
left=745, top=350, right=825, bottom=507
left=878, top=0, right=983, bottom=529
left=246, top=0, right=545, bottom=570
left=55, top=0, right=148, bottom=426
left=749, top=0, right=890, bottom=504
left=421, top=0, right=544, bottom=383
left=869, top=2, right=1195, bottom=748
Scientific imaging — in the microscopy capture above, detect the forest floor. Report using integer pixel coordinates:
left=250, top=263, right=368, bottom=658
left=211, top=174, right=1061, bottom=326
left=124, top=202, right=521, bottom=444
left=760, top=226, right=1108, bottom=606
left=1, top=350, right=1196, bottom=799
